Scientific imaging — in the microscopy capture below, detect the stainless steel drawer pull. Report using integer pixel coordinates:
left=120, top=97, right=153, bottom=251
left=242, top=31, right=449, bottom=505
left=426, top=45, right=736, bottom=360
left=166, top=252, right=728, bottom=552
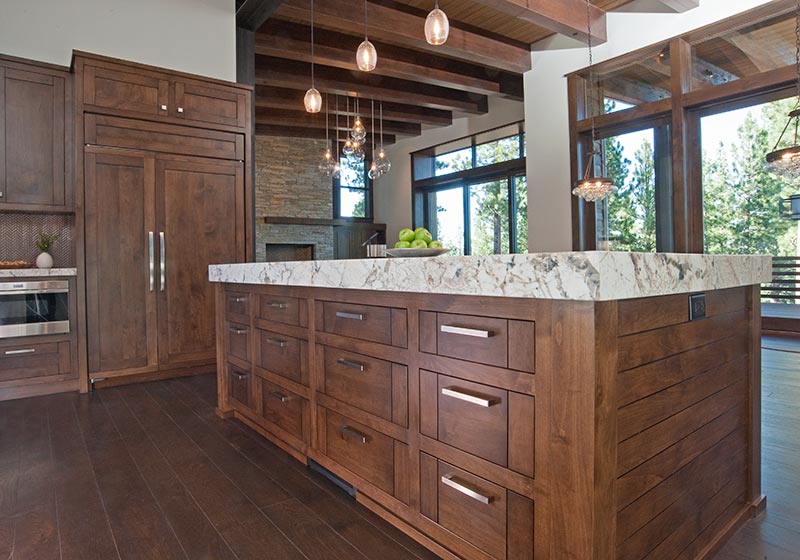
left=265, top=338, right=288, bottom=348
left=269, top=391, right=291, bottom=403
left=441, top=474, right=493, bottom=505
left=229, top=327, right=248, bottom=335
left=335, top=311, right=364, bottom=321
left=231, top=296, right=247, bottom=303
left=233, top=371, right=248, bottom=380
left=440, top=325, right=491, bottom=338
left=267, top=302, right=288, bottom=309
left=340, top=425, right=369, bottom=444
left=4, top=348, right=36, bottom=355
left=336, top=358, right=365, bottom=371
left=441, top=387, right=498, bottom=408
left=148, top=231, right=155, bottom=292
left=159, top=232, right=166, bottom=292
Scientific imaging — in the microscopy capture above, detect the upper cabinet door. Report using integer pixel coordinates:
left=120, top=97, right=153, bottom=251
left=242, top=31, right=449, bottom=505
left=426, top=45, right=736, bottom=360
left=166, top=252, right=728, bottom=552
left=83, top=64, right=169, bottom=118
left=173, top=79, right=247, bottom=128
left=0, top=66, right=66, bottom=207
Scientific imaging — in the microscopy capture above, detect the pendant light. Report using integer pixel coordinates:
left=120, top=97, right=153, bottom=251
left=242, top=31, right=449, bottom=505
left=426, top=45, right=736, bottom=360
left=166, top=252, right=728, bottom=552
left=342, top=97, right=355, bottom=156
left=765, top=0, right=800, bottom=179
left=376, top=102, right=391, bottom=175
left=424, top=1, right=450, bottom=46
left=333, top=95, right=341, bottom=178
left=351, top=97, right=367, bottom=142
left=304, top=0, right=322, bottom=113
left=320, top=94, right=338, bottom=176
left=572, top=0, right=616, bottom=202
left=357, top=0, right=378, bottom=71
left=369, top=99, right=380, bottom=180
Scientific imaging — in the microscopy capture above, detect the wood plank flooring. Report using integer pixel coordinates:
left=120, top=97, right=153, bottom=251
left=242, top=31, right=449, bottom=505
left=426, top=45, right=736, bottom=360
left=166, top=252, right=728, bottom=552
left=0, top=337, right=797, bottom=559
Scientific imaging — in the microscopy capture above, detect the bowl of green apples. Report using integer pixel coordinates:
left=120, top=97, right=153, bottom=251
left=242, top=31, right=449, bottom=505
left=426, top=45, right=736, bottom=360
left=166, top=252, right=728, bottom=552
left=385, top=228, right=449, bottom=258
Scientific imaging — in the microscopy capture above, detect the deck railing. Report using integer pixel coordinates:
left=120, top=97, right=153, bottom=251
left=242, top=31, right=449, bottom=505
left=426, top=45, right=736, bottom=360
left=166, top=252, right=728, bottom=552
left=761, top=256, right=800, bottom=303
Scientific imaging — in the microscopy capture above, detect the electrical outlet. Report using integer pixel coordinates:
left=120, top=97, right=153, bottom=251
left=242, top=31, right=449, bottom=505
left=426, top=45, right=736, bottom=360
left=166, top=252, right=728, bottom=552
left=689, top=293, right=706, bottom=321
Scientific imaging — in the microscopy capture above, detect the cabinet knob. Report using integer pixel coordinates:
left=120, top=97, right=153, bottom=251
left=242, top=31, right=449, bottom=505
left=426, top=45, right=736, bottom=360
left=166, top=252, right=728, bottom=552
left=160, top=104, right=168, bottom=111
left=177, top=107, right=184, bottom=113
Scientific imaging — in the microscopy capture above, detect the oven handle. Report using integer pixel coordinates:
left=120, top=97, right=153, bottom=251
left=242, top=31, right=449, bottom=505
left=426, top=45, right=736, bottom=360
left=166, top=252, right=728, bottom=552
left=0, top=289, right=69, bottom=296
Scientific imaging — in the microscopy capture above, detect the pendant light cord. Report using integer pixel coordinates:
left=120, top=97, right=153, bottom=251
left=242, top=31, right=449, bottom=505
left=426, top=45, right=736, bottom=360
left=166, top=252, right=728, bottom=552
left=795, top=0, right=800, bottom=102
left=380, top=102, right=384, bottom=150
left=587, top=0, right=596, bottom=150
left=364, top=0, right=369, bottom=40
left=325, top=94, right=329, bottom=147
left=310, top=0, right=315, bottom=88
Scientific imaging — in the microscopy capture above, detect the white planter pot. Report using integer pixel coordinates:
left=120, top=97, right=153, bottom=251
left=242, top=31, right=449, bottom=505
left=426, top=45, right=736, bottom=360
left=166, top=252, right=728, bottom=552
left=36, top=252, right=54, bottom=269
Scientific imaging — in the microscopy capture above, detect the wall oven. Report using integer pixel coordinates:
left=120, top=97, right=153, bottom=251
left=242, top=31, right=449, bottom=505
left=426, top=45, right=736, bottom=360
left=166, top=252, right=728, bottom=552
left=0, top=280, right=70, bottom=338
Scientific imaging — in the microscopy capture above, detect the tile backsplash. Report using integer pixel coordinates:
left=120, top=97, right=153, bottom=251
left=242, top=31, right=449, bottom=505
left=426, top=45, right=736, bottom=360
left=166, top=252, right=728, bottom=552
left=0, top=212, right=75, bottom=266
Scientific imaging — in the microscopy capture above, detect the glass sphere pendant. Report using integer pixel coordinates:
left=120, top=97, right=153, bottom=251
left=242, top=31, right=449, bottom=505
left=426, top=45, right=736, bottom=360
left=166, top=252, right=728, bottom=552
left=304, top=87, right=322, bottom=113
left=357, top=39, right=377, bottom=72
left=425, top=3, right=449, bottom=46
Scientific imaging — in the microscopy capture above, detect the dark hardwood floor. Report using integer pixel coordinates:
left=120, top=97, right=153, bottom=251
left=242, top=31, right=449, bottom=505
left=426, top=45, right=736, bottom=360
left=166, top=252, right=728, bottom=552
left=1, top=337, right=798, bottom=560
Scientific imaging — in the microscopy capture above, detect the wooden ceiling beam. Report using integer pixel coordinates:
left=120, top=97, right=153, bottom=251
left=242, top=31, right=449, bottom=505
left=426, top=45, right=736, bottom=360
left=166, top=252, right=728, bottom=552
left=255, top=124, right=396, bottom=145
left=236, top=0, right=285, bottom=31
left=468, top=0, right=607, bottom=44
left=254, top=86, right=454, bottom=126
left=255, top=108, right=422, bottom=136
left=255, top=56, right=489, bottom=114
left=254, top=22, right=524, bottom=99
left=275, top=0, right=531, bottom=74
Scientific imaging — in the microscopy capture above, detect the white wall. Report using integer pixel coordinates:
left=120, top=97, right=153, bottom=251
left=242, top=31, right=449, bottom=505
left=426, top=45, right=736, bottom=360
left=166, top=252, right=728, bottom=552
left=525, top=0, right=774, bottom=252
left=0, top=0, right=236, bottom=81
left=374, top=96, right=525, bottom=243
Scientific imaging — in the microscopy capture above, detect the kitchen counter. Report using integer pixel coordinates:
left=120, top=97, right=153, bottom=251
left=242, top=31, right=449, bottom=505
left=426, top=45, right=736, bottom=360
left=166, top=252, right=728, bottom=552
left=209, top=251, right=770, bottom=301
left=0, top=268, right=78, bottom=278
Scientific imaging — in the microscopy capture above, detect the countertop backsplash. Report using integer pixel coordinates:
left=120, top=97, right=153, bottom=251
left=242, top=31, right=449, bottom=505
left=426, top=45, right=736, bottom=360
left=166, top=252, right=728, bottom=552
left=0, top=212, right=75, bottom=267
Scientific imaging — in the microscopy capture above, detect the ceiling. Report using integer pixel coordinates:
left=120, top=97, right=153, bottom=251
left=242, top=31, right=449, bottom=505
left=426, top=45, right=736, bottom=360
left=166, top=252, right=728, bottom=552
left=240, top=0, right=699, bottom=145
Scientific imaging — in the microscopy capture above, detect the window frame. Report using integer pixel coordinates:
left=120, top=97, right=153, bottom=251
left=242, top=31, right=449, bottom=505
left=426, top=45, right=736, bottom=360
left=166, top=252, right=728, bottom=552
left=333, top=156, right=374, bottom=221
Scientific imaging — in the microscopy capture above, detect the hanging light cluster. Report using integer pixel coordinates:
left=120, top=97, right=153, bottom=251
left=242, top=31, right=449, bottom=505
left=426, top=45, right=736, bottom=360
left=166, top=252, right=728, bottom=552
left=424, top=1, right=450, bottom=46
left=304, top=0, right=322, bottom=113
left=765, top=0, right=800, bottom=179
left=572, top=0, right=617, bottom=202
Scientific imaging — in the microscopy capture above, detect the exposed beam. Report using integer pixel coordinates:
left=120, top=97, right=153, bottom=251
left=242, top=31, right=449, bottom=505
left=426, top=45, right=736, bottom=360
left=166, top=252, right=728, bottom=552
left=275, top=0, right=531, bottom=74
left=255, top=124, right=396, bottom=145
left=255, top=22, right=524, bottom=99
left=255, top=108, right=422, bottom=137
left=236, top=0, right=285, bottom=31
left=255, top=56, right=489, bottom=114
left=254, top=86, right=453, bottom=126
left=468, top=0, right=607, bottom=44
left=613, top=0, right=698, bottom=13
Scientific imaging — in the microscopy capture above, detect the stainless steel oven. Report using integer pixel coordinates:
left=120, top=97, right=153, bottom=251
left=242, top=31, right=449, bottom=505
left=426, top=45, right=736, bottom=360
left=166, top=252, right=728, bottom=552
left=0, top=280, right=70, bottom=338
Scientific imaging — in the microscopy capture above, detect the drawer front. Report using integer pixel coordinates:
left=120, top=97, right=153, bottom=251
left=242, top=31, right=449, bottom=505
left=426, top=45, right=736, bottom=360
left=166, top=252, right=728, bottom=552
left=0, top=341, right=71, bottom=382
left=227, top=363, right=254, bottom=410
left=258, top=295, right=303, bottom=326
left=256, top=330, right=307, bottom=385
left=260, top=378, right=306, bottom=442
left=225, top=322, right=250, bottom=362
left=225, top=290, right=250, bottom=319
left=322, top=301, right=393, bottom=346
left=422, top=312, right=535, bottom=373
left=174, top=80, right=246, bottom=128
left=83, top=64, right=169, bottom=117
left=437, top=460, right=507, bottom=560
left=322, top=346, right=407, bottom=425
left=323, top=409, right=394, bottom=495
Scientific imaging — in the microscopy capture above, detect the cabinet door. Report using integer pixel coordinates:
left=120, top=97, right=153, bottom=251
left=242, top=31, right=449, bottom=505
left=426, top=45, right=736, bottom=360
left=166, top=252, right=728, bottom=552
left=0, top=67, right=65, bottom=206
left=173, top=80, right=247, bottom=128
left=83, top=64, right=169, bottom=118
left=84, top=149, right=159, bottom=376
left=156, top=155, right=245, bottom=368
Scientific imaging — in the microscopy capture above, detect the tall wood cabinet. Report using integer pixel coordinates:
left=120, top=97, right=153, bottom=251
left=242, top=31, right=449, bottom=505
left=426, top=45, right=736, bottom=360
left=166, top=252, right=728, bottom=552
left=76, top=52, right=252, bottom=387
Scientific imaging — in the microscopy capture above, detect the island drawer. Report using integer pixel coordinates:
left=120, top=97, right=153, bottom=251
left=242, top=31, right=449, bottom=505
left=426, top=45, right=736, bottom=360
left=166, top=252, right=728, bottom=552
left=0, top=341, right=71, bottom=382
left=225, top=290, right=251, bottom=320
left=225, top=322, right=250, bottom=363
left=420, top=370, right=535, bottom=478
left=420, top=455, right=534, bottom=560
left=320, top=408, right=395, bottom=495
left=255, top=329, right=308, bottom=385
left=320, top=345, right=408, bottom=426
left=227, top=362, right=255, bottom=411
left=257, top=294, right=306, bottom=327
left=420, top=311, right=535, bottom=373
left=260, top=377, right=307, bottom=443
left=320, top=301, right=407, bottom=347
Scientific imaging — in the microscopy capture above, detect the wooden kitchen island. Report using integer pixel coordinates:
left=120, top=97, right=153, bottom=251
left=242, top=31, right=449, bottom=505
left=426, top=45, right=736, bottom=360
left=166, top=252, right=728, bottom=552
left=209, top=252, right=770, bottom=560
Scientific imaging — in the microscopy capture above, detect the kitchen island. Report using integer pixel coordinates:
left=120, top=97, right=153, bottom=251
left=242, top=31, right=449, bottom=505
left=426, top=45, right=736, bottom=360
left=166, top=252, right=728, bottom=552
left=209, top=252, right=770, bottom=560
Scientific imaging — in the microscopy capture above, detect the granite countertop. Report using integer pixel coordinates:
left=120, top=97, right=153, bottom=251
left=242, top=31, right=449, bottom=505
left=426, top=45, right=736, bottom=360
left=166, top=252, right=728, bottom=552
left=208, top=252, right=771, bottom=302
left=0, top=268, right=78, bottom=278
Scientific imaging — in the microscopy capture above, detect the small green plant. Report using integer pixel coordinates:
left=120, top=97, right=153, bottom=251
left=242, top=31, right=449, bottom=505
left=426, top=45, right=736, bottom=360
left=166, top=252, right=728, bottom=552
left=35, top=231, right=60, bottom=253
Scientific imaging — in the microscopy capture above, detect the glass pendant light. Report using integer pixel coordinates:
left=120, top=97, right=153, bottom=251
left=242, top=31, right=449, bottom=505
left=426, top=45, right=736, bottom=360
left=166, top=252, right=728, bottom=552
left=572, top=0, right=616, bottom=202
left=332, top=95, right=341, bottom=179
left=765, top=0, right=800, bottom=179
left=369, top=99, right=380, bottom=179
left=342, top=97, right=355, bottom=156
left=320, top=94, right=338, bottom=176
left=376, top=102, right=391, bottom=175
left=304, top=0, right=322, bottom=113
left=424, top=1, right=450, bottom=46
left=351, top=98, right=367, bottom=142
left=357, top=0, right=377, bottom=71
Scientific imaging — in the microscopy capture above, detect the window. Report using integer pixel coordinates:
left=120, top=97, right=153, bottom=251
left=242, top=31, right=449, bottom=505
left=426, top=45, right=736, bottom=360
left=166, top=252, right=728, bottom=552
left=335, top=156, right=371, bottom=219
left=412, top=123, right=527, bottom=255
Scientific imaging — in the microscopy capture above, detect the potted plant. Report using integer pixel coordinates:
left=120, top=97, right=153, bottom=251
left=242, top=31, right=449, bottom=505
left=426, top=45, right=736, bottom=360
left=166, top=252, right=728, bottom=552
left=35, top=231, right=60, bottom=269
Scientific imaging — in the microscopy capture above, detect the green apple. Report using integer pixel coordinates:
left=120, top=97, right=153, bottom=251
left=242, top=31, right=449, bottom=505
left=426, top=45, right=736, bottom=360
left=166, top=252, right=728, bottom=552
left=394, top=240, right=411, bottom=249
left=410, top=239, right=428, bottom=249
left=414, top=227, right=433, bottom=244
left=398, top=228, right=415, bottom=243
left=429, top=240, right=443, bottom=249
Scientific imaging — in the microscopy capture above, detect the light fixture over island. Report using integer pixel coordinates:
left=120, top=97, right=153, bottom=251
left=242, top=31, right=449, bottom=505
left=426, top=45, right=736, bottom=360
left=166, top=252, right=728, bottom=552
left=210, top=252, right=770, bottom=560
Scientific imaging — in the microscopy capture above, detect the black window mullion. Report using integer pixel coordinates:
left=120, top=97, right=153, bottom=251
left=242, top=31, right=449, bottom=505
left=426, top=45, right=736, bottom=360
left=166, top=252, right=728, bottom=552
left=508, top=175, right=517, bottom=254
left=463, top=184, right=471, bottom=256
